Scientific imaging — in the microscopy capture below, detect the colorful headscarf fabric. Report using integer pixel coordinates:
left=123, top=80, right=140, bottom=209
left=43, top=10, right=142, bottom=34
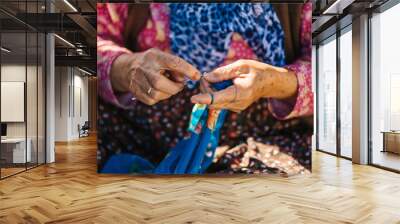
left=101, top=3, right=286, bottom=174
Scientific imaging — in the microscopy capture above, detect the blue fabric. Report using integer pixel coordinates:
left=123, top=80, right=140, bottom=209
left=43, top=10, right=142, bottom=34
left=102, top=154, right=155, bottom=174
left=155, top=81, right=231, bottom=174
left=101, top=3, right=285, bottom=174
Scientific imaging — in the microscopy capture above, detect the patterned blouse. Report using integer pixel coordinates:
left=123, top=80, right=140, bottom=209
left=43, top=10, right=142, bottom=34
left=97, top=3, right=313, bottom=120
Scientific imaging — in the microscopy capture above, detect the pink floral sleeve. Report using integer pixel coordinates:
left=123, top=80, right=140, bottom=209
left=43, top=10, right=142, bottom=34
left=268, top=2, right=313, bottom=120
left=97, top=3, right=136, bottom=108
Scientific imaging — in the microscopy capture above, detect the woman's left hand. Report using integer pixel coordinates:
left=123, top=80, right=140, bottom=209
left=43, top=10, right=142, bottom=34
left=191, top=59, right=298, bottom=113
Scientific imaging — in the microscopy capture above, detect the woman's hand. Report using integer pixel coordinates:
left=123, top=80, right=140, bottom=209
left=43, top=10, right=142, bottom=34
left=191, top=59, right=297, bottom=113
left=111, top=48, right=201, bottom=105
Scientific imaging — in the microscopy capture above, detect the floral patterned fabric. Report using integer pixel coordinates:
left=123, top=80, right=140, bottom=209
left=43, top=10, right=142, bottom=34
left=97, top=3, right=313, bottom=174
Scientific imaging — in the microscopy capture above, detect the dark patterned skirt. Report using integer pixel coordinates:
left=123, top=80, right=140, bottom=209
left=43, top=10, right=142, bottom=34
left=97, top=87, right=312, bottom=175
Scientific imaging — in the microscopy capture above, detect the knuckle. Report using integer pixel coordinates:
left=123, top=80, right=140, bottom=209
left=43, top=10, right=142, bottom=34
left=172, top=57, right=182, bottom=67
left=147, top=99, right=157, bottom=106
left=161, top=93, right=172, bottom=100
left=152, top=91, right=162, bottom=100
left=233, top=60, right=249, bottom=74
left=144, top=48, right=161, bottom=61
left=171, top=88, right=180, bottom=95
left=240, top=64, right=249, bottom=72
left=174, top=85, right=184, bottom=94
left=144, top=49, right=152, bottom=58
left=236, top=59, right=247, bottom=67
left=151, top=78, right=162, bottom=89
left=146, top=48, right=158, bottom=56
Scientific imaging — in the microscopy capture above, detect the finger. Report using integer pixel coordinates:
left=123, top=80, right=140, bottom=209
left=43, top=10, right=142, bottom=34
left=130, top=79, right=157, bottom=106
left=158, top=52, right=201, bottom=80
left=130, top=68, right=153, bottom=96
left=209, top=105, right=242, bottom=113
left=168, top=71, right=186, bottom=83
left=231, top=109, right=242, bottom=113
left=204, top=86, right=236, bottom=105
left=222, top=104, right=243, bottom=113
left=148, top=88, right=171, bottom=101
left=191, top=92, right=213, bottom=104
left=146, top=71, right=184, bottom=95
left=209, top=102, right=242, bottom=113
left=204, top=60, right=250, bottom=83
left=129, top=69, right=170, bottom=103
left=199, top=83, right=208, bottom=94
left=191, top=86, right=236, bottom=105
left=161, top=70, right=185, bottom=83
left=210, top=103, right=242, bottom=113
left=199, top=83, right=207, bottom=94
left=199, top=77, right=213, bottom=93
left=136, top=91, right=157, bottom=105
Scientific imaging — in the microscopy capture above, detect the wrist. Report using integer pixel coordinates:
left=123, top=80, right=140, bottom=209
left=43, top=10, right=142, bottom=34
left=260, top=68, right=298, bottom=100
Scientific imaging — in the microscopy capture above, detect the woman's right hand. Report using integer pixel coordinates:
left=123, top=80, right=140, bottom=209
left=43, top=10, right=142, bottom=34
left=110, top=48, right=201, bottom=105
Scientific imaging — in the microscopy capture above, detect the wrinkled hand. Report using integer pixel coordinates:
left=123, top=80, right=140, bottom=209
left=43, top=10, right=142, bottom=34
left=191, top=59, right=297, bottom=113
left=111, top=48, right=201, bottom=105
